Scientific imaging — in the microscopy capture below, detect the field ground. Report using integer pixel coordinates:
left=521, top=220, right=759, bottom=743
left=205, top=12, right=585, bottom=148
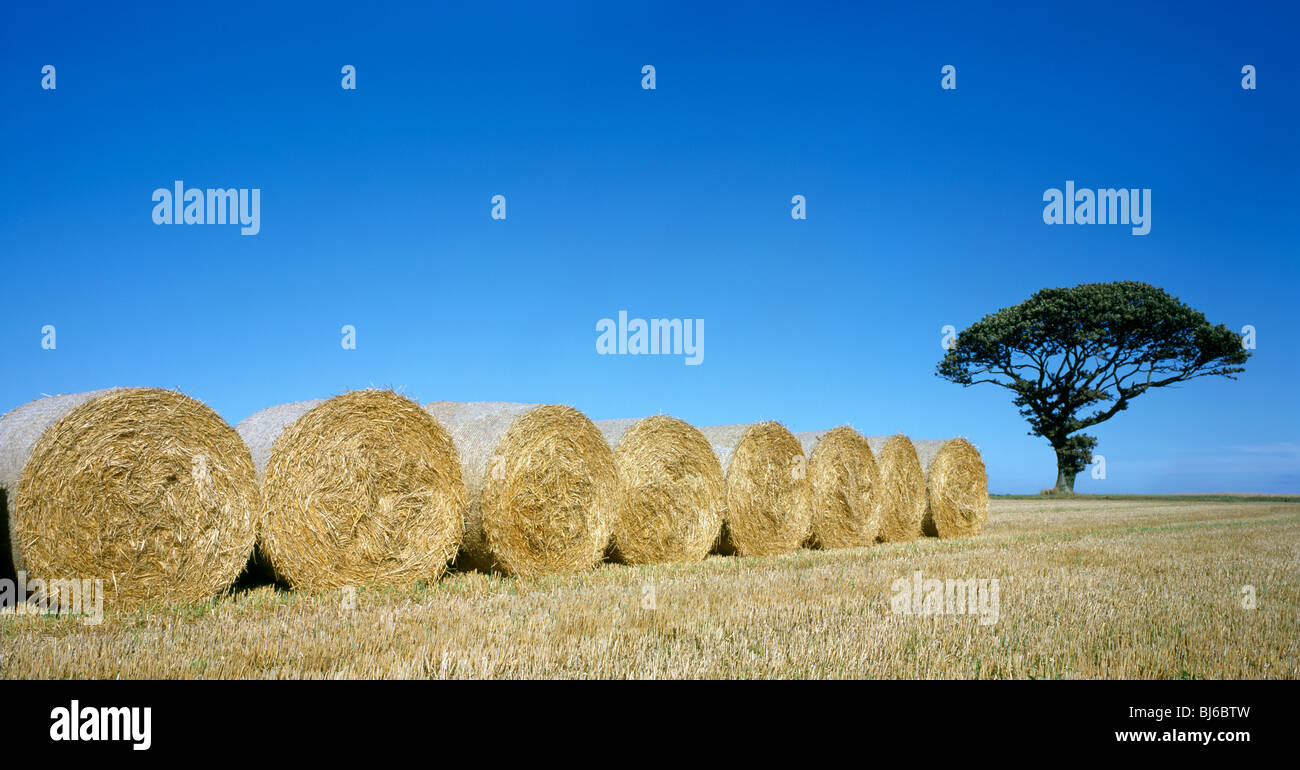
left=2, top=497, right=1297, bottom=679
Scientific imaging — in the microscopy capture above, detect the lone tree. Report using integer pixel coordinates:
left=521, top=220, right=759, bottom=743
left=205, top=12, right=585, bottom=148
left=937, top=281, right=1249, bottom=493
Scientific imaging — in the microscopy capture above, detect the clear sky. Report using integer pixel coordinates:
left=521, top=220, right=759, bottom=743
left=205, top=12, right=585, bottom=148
left=1, top=1, right=1296, bottom=493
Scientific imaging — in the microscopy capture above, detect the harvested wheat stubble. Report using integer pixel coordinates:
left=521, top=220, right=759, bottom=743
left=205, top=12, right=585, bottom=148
left=0, top=388, right=261, bottom=608
left=866, top=434, right=926, bottom=542
left=796, top=427, right=881, bottom=549
left=913, top=437, right=988, bottom=538
left=699, top=422, right=811, bottom=557
left=237, top=390, right=464, bottom=592
left=596, top=416, right=725, bottom=564
left=424, top=401, right=616, bottom=577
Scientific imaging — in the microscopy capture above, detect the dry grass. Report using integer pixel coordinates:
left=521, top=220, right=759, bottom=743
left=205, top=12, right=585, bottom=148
left=2, top=497, right=1297, bottom=679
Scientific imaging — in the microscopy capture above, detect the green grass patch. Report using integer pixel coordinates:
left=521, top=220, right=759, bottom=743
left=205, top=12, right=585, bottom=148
left=992, top=493, right=1300, bottom=503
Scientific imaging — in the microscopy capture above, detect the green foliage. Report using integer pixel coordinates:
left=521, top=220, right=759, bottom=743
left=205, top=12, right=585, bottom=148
left=1055, top=434, right=1098, bottom=477
left=937, top=281, right=1249, bottom=490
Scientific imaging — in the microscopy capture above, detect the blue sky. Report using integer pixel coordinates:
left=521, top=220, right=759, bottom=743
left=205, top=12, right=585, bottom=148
left=1, top=1, right=1296, bottom=493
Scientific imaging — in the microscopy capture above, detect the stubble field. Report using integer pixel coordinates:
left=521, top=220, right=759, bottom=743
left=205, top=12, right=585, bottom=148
left=2, top=497, right=1296, bottom=679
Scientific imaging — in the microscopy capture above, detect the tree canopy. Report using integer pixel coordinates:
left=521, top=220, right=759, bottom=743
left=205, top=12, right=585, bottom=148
left=937, top=281, right=1249, bottom=491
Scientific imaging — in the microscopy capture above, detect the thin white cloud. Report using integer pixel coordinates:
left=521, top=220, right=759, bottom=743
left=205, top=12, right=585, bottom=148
left=1224, top=442, right=1300, bottom=456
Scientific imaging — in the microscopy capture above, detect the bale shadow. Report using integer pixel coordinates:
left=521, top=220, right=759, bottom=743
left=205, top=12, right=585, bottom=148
left=0, top=489, right=16, bottom=587
left=444, top=558, right=495, bottom=577
left=230, top=548, right=290, bottom=594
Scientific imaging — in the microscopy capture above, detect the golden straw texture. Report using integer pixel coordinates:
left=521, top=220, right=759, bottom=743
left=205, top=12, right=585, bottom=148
left=0, top=388, right=261, bottom=608
left=425, top=401, right=617, bottom=577
left=597, top=416, right=725, bottom=564
left=866, top=434, right=925, bottom=542
left=699, top=422, right=811, bottom=556
left=237, top=390, right=465, bottom=592
left=797, top=427, right=881, bottom=549
left=914, top=437, right=989, bottom=538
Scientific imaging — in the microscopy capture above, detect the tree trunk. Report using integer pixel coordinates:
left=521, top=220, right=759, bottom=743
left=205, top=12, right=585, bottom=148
left=1053, top=449, right=1078, bottom=493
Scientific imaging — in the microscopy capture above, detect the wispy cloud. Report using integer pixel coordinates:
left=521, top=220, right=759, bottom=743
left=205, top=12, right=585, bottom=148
left=1224, top=442, right=1300, bottom=456
left=1118, top=443, right=1300, bottom=477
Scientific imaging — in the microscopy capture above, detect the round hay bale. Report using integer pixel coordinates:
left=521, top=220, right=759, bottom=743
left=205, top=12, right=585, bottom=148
left=699, top=422, right=811, bottom=557
left=0, top=388, right=260, bottom=608
left=596, top=416, right=724, bottom=565
left=796, top=426, right=881, bottom=549
left=914, top=437, right=989, bottom=538
left=424, top=401, right=616, bottom=577
left=865, top=434, right=925, bottom=543
left=237, top=390, right=465, bottom=591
